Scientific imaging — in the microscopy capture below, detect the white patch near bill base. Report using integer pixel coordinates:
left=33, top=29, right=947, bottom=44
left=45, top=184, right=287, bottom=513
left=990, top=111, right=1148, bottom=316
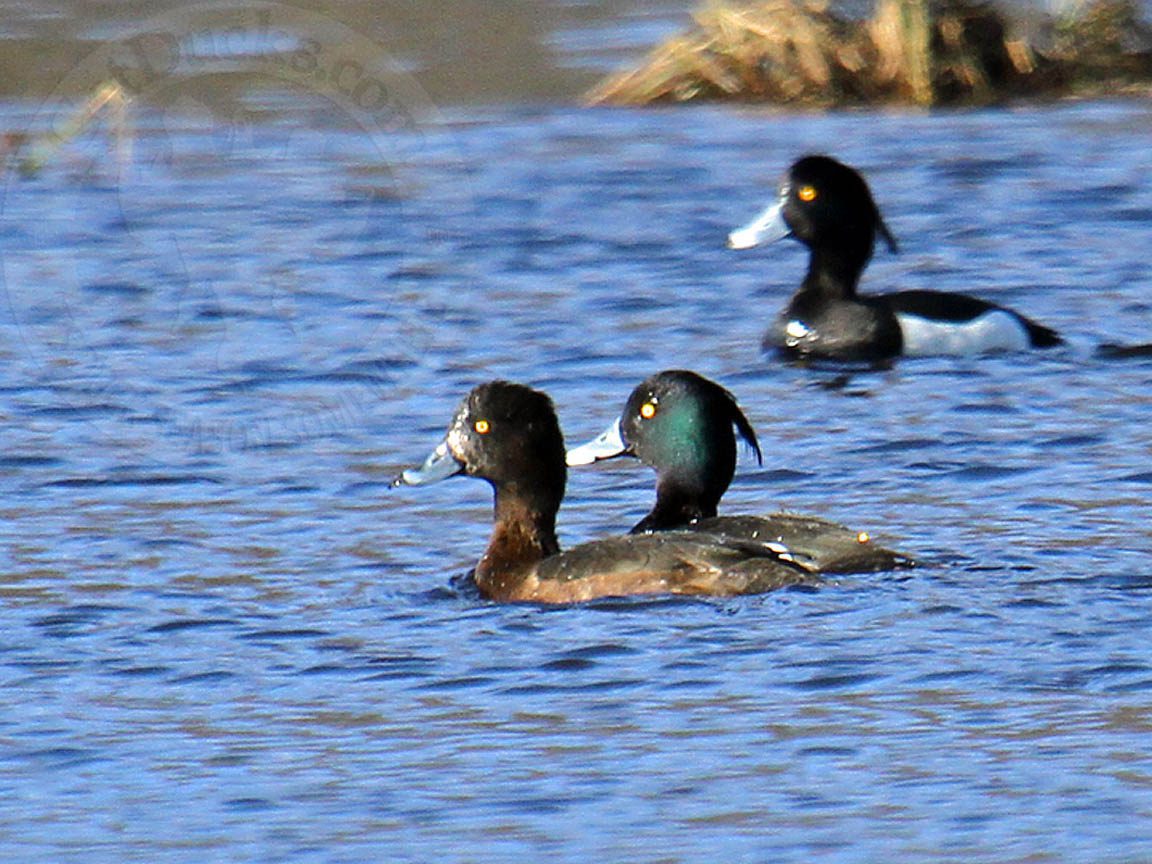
left=895, top=310, right=1030, bottom=356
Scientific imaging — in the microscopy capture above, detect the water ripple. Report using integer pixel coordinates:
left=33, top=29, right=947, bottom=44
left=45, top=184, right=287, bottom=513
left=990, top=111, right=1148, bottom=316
left=1, top=96, right=1151, bottom=864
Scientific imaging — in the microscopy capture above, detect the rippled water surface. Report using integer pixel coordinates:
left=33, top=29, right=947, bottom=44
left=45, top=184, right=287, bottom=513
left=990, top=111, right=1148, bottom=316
left=3, top=81, right=1152, bottom=862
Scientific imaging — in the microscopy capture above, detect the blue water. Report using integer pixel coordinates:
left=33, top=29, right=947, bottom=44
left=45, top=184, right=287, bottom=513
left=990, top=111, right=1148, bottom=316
left=2, top=93, right=1152, bottom=862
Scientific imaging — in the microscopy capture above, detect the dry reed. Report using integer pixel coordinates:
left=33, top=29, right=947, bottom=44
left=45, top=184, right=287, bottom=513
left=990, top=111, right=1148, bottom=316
left=586, top=0, right=1152, bottom=107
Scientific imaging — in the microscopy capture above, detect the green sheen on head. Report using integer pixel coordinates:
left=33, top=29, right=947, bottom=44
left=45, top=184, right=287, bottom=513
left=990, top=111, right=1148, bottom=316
left=621, top=371, right=760, bottom=521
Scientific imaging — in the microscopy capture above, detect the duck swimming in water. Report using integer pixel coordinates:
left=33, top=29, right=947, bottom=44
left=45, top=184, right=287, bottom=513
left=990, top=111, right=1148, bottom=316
left=728, top=155, right=1062, bottom=361
left=567, top=370, right=912, bottom=573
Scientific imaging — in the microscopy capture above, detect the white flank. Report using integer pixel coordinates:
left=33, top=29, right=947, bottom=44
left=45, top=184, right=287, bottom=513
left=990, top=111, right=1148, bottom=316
left=896, top=310, right=1030, bottom=356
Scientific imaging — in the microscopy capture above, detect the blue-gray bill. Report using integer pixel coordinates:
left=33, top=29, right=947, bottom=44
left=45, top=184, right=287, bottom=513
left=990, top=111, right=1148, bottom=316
left=393, top=438, right=464, bottom=487
left=727, top=198, right=790, bottom=250
left=566, top=418, right=629, bottom=466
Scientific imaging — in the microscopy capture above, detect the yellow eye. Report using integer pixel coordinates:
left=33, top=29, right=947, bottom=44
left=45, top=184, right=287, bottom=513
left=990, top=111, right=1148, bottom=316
left=474, top=419, right=490, bottom=434
left=640, top=402, right=657, bottom=420
left=797, top=185, right=817, bottom=203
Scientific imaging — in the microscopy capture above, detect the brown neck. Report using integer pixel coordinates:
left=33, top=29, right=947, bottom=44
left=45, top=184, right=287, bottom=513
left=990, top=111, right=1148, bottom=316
left=474, top=490, right=560, bottom=601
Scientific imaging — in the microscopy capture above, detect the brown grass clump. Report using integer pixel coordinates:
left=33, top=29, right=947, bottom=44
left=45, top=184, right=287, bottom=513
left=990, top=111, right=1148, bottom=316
left=585, top=0, right=881, bottom=106
left=1050, top=0, right=1152, bottom=85
left=585, top=0, right=1152, bottom=107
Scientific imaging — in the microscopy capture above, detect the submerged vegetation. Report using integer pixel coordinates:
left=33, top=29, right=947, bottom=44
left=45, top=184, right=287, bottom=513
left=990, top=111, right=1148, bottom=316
left=585, top=0, right=1152, bottom=107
